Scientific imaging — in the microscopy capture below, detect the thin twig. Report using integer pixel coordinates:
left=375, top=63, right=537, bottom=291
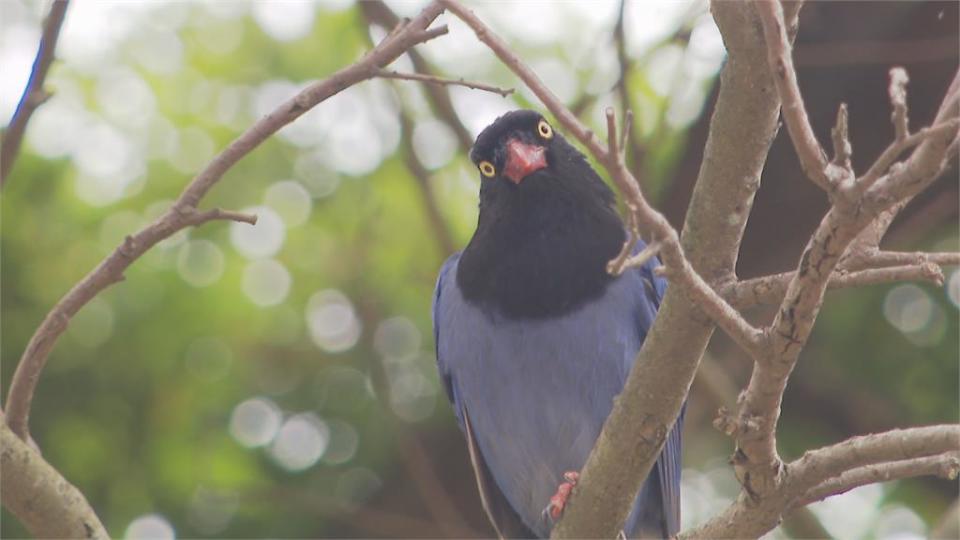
left=609, top=241, right=660, bottom=276
left=857, top=117, right=960, bottom=193
left=755, top=0, right=831, bottom=191
left=1, top=0, right=70, bottom=186
left=726, top=260, right=947, bottom=309
left=868, top=250, right=960, bottom=267
left=376, top=69, right=514, bottom=97
left=4, top=2, right=448, bottom=441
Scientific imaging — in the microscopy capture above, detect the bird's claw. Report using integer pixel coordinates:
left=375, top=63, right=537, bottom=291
left=543, top=471, right=579, bottom=523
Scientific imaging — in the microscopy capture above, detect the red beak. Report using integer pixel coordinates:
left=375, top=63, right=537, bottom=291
left=503, top=139, right=546, bottom=184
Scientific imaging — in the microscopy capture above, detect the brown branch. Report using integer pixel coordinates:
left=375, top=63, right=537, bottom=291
left=684, top=425, right=960, bottom=538
left=789, top=425, right=960, bottom=494
left=792, top=452, right=960, bottom=509
left=867, top=250, right=960, bottom=267
left=375, top=69, right=514, bottom=97
left=720, top=0, right=960, bottom=506
left=755, top=0, right=831, bottom=191
left=726, top=260, right=947, bottom=309
left=0, top=0, right=70, bottom=186
left=3, top=2, right=448, bottom=441
left=440, top=1, right=787, bottom=536
left=858, top=116, right=959, bottom=194
left=1, top=415, right=109, bottom=539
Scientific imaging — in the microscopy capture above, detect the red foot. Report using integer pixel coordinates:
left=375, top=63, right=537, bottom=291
left=546, top=471, right=579, bottom=520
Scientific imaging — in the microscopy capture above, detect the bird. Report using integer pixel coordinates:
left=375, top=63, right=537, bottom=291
left=432, top=109, right=683, bottom=538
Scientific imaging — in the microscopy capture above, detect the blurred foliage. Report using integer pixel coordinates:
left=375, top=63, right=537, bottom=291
left=1, top=1, right=956, bottom=538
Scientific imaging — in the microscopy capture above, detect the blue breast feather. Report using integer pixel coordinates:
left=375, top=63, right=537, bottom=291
left=432, top=242, right=683, bottom=538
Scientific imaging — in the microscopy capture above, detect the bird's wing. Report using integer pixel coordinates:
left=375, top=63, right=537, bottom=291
left=432, top=254, right=461, bottom=424
left=433, top=253, right=535, bottom=539
left=634, top=250, right=684, bottom=536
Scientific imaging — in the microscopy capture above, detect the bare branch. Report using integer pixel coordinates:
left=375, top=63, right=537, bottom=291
left=1, top=416, right=109, bottom=539
left=720, top=5, right=960, bottom=512
left=375, top=69, right=514, bottom=97
left=857, top=116, right=959, bottom=194
left=4, top=1, right=448, bottom=441
left=684, top=425, right=960, bottom=539
left=868, top=250, right=960, bottom=267
left=609, top=241, right=661, bottom=276
left=184, top=207, right=259, bottom=227
left=0, top=0, right=70, bottom=186
left=830, top=103, right=852, bottom=171
left=792, top=453, right=960, bottom=509
left=727, top=260, right=946, bottom=309
left=606, top=209, right=641, bottom=276
left=755, top=0, right=831, bottom=191
left=789, top=425, right=960, bottom=495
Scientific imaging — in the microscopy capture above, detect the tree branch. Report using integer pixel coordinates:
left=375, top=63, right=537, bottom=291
left=726, top=259, right=948, bottom=309
left=792, top=453, right=960, bottom=510
left=4, top=1, right=448, bottom=441
left=0, top=0, right=70, bottom=186
left=789, top=425, right=960, bottom=494
left=720, top=0, right=960, bottom=506
left=755, top=0, right=831, bottom=191
left=375, top=69, right=514, bottom=97
left=1, top=415, right=109, bottom=539
left=684, top=425, right=960, bottom=539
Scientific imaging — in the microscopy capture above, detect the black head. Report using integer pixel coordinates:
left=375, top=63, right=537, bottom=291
left=457, top=110, right=626, bottom=319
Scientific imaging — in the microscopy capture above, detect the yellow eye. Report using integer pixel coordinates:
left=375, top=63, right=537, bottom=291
left=479, top=161, right=496, bottom=178
left=537, top=119, right=553, bottom=139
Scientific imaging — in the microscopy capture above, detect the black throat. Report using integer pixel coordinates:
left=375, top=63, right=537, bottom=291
left=456, top=139, right=625, bottom=320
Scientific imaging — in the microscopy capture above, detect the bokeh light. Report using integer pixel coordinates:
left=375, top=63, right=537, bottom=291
left=251, top=1, right=316, bottom=43
left=124, top=514, right=175, bottom=540
left=412, top=120, right=458, bottom=170
left=321, top=418, right=360, bottom=465
left=229, top=397, right=282, bottom=448
left=883, top=284, right=946, bottom=346
left=305, top=290, right=362, bottom=353
left=374, top=317, right=421, bottom=360
left=264, top=180, right=313, bottom=227
left=269, top=412, right=330, bottom=471
left=241, top=259, right=292, bottom=307
left=230, top=206, right=286, bottom=259
left=947, top=267, right=960, bottom=308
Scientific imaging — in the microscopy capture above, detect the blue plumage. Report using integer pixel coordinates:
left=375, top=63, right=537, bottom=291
left=431, top=110, right=683, bottom=538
